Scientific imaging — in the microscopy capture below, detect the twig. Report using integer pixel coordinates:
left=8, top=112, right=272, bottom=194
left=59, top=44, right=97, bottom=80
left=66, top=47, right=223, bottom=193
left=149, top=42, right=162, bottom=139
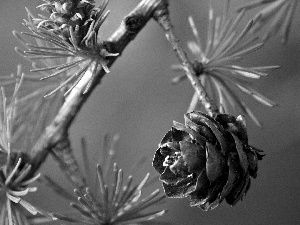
left=50, top=137, right=87, bottom=193
left=152, top=3, right=219, bottom=117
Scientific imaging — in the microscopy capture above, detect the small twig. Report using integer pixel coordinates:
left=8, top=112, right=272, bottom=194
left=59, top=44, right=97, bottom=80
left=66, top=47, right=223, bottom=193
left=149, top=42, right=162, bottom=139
left=50, top=137, right=87, bottom=192
left=152, top=3, right=219, bottom=117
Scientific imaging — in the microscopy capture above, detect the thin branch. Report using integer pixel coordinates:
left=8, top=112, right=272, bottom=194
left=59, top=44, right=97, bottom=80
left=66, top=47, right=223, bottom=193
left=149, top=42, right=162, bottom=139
left=152, top=3, right=219, bottom=117
left=50, top=137, right=87, bottom=192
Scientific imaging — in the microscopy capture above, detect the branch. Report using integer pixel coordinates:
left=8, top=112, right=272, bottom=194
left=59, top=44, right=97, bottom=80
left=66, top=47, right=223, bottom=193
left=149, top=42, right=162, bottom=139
left=152, top=4, right=219, bottom=117
left=30, top=0, right=169, bottom=172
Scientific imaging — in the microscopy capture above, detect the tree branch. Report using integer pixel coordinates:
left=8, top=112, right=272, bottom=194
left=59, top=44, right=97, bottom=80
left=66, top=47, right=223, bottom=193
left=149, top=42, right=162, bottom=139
left=30, top=0, right=169, bottom=172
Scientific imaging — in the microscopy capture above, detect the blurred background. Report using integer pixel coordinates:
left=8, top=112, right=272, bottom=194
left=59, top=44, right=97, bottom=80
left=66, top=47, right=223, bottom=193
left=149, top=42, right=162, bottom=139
left=1, top=0, right=300, bottom=224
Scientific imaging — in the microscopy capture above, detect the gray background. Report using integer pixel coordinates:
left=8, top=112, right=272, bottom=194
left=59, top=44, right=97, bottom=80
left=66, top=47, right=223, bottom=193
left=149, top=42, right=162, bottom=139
left=1, top=0, right=300, bottom=224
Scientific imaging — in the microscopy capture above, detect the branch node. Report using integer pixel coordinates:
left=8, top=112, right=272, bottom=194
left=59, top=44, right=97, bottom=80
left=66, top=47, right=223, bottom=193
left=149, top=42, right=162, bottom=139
left=124, top=14, right=146, bottom=34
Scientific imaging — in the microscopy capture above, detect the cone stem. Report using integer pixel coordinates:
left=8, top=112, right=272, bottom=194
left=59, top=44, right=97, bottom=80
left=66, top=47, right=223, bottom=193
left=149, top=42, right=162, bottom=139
left=152, top=3, right=219, bottom=117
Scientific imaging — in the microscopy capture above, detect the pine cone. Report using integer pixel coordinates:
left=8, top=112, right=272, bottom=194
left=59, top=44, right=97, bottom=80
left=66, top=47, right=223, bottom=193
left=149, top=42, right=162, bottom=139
left=152, top=111, right=264, bottom=211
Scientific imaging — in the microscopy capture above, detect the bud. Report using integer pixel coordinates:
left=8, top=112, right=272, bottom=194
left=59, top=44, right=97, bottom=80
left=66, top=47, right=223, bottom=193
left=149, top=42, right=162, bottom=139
left=153, top=111, right=264, bottom=211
